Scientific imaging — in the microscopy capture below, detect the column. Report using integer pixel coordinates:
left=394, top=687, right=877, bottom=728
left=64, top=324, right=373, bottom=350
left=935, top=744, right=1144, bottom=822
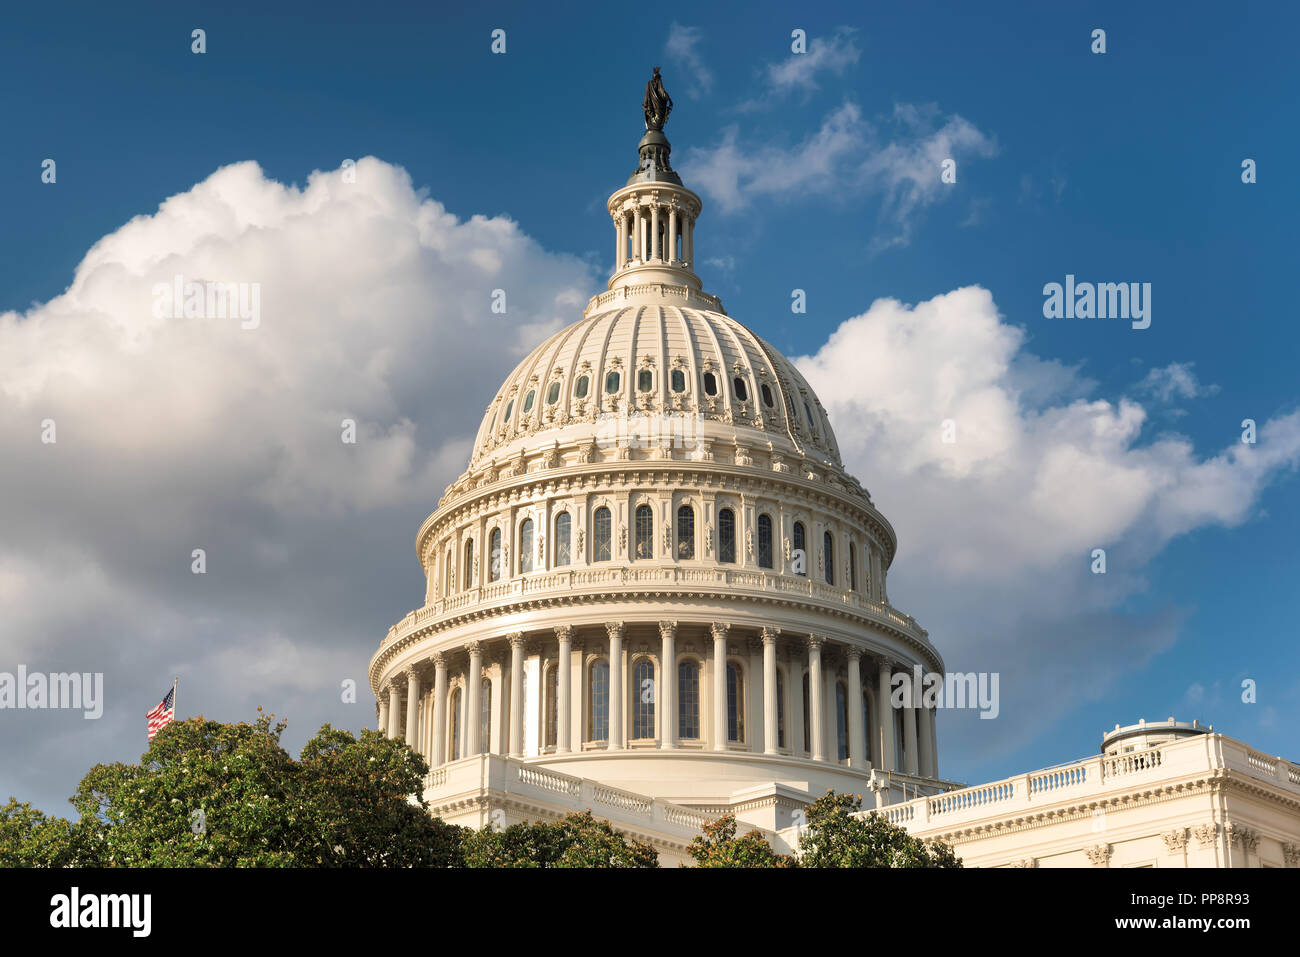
left=431, top=653, right=448, bottom=767
left=904, top=697, right=920, bottom=776
left=555, top=626, right=572, bottom=754
left=712, top=622, right=729, bottom=749
left=465, top=641, right=482, bottom=756
left=615, top=213, right=625, bottom=273
left=807, top=636, right=825, bottom=761
left=929, top=704, right=940, bottom=778
left=377, top=695, right=388, bottom=734
left=650, top=205, right=661, bottom=260
left=762, top=627, right=780, bottom=755
left=635, top=209, right=645, bottom=262
left=847, top=648, right=865, bottom=769
left=667, top=207, right=678, bottom=263
left=877, top=659, right=896, bottom=771
left=386, top=681, right=402, bottom=739
left=508, top=632, right=525, bottom=756
left=684, top=217, right=694, bottom=265
left=918, top=693, right=936, bottom=778
left=405, top=667, right=421, bottom=748
left=659, top=620, right=677, bottom=749
left=606, top=622, right=624, bottom=749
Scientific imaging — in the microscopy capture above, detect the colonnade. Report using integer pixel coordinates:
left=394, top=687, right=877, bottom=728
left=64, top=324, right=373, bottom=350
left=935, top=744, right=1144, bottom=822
left=613, top=199, right=694, bottom=273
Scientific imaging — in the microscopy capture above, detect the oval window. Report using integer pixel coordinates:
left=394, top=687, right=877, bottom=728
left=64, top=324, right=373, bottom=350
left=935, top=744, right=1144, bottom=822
left=760, top=383, right=774, bottom=408
left=503, top=399, right=514, bottom=423
left=638, top=369, right=653, bottom=393
left=605, top=371, right=621, bottom=394
left=546, top=381, right=561, bottom=405
left=671, top=369, right=686, bottom=393
left=575, top=375, right=589, bottom=399
left=703, top=372, right=718, bottom=396
left=733, top=377, right=748, bottom=402
left=522, top=390, right=535, bottom=414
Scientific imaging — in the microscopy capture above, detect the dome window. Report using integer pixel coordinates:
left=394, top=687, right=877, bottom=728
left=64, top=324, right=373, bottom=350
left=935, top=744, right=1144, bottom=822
left=760, top=383, right=774, bottom=408
left=637, top=369, right=653, bottom=393
left=671, top=369, right=686, bottom=393
left=605, top=371, right=621, bottom=395
left=546, top=381, right=561, bottom=405
left=718, top=508, right=736, bottom=564
left=503, top=399, right=514, bottom=423
left=703, top=372, right=718, bottom=396
left=522, top=390, right=535, bottom=415
left=575, top=375, right=590, bottom=399
left=732, top=377, right=748, bottom=402
left=804, top=401, right=816, bottom=431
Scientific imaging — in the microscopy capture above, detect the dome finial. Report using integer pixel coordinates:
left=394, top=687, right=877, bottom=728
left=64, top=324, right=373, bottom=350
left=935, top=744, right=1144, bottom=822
left=629, top=69, right=681, bottom=186
left=643, top=67, right=673, bottom=131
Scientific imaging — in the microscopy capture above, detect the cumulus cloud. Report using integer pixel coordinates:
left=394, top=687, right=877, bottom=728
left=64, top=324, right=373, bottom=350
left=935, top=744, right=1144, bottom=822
left=665, top=22, right=712, bottom=98
left=738, top=26, right=861, bottom=109
left=1136, top=361, right=1220, bottom=403
left=794, top=287, right=1300, bottom=768
left=0, top=158, right=596, bottom=813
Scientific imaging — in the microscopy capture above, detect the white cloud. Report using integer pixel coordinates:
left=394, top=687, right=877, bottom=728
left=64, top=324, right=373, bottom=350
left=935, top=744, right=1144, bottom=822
left=750, top=26, right=860, bottom=104
left=1136, top=361, right=1220, bottom=403
left=665, top=23, right=712, bottom=98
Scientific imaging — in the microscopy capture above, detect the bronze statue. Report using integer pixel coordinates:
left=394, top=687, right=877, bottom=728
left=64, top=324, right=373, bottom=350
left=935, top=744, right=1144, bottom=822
left=643, top=67, right=673, bottom=131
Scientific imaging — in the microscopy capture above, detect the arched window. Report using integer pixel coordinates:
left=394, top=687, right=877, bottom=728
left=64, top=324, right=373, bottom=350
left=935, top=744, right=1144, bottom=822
left=589, top=659, right=610, bottom=743
left=605, top=370, right=621, bottom=395
left=575, top=375, right=589, bottom=399
left=671, top=369, right=686, bottom=393
left=632, top=658, right=655, bottom=740
left=802, top=672, right=810, bottom=753
left=503, top=399, right=514, bottom=423
left=444, top=548, right=453, bottom=596
left=519, top=518, right=534, bottom=574
left=637, top=369, right=653, bottom=393
left=732, top=377, right=748, bottom=402
left=676, top=504, right=695, bottom=560
left=678, top=660, right=700, bottom=740
left=480, top=678, right=492, bottom=754
left=835, top=681, right=849, bottom=760
left=862, top=691, right=872, bottom=764
left=593, top=507, right=612, bottom=562
left=545, top=664, right=558, bottom=749
left=824, top=531, right=834, bottom=585
left=546, top=381, right=560, bottom=405
left=760, top=383, right=774, bottom=408
left=522, top=390, right=535, bottom=415
left=449, top=688, right=461, bottom=761
left=776, top=669, right=786, bottom=749
left=726, top=662, right=744, bottom=742
left=757, top=514, right=773, bottom=569
left=463, top=539, right=474, bottom=589
left=718, top=508, right=736, bottom=564
left=555, top=512, right=571, bottom=567
left=489, top=528, right=502, bottom=582
left=849, top=541, right=858, bottom=592
left=703, top=372, right=718, bottom=396
left=634, top=504, right=653, bottom=560
left=793, top=522, right=806, bottom=576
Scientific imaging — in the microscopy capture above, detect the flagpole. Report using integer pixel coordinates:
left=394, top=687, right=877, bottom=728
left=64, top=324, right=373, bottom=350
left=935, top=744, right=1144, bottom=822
left=173, top=676, right=178, bottom=719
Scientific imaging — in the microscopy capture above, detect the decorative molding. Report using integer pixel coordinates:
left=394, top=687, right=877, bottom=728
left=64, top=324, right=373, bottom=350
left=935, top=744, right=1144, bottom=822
left=1161, top=828, right=1188, bottom=853
left=1085, top=844, right=1111, bottom=867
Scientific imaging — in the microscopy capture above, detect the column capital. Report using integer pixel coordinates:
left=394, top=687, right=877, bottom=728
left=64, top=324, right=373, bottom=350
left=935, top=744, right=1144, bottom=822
left=430, top=651, right=446, bottom=668
left=403, top=666, right=421, bottom=683
left=658, top=619, right=678, bottom=638
left=554, top=624, right=574, bottom=642
left=506, top=632, right=526, bottom=649
left=605, top=621, right=625, bottom=641
left=760, top=626, right=780, bottom=645
left=806, top=634, right=826, bottom=650
left=845, top=645, right=863, bottom=663
left=710, top=621, right=730, bottom=641
left=465, top=640, right=483, bottom=657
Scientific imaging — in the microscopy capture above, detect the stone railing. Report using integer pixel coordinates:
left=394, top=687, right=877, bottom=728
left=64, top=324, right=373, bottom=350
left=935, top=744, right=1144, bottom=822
left=874, top=733, right=1300, bottom=835
left=586, top=283, right=724, bottom=314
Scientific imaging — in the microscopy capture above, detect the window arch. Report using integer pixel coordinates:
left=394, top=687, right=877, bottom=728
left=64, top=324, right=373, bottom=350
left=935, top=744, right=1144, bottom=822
left=589, top=659, right=610, bottom=743
left=671, top=368, right=686, bottom=393
left=488, top=528, right=502, bottom=582
left=637, top=368, right=653, bottom=393
left=726, top=662, right=745, bottom=742
left=546, top=381, right=560, bottom=405
left=732, top=377, right=748, bottom=402
left=634, top=504, right=653, bottom=560
left=632, top=657, right=655, bottom=740
left=519, top=518, right=534, bottom=574
left=522, top=389, right=536, bottom=415
left=575, top=375, right=589, bottom=399
left=849, top=541, right=858, bottom=592
left=449, top=688, right=461, bottom=761
left=605, top=370, right=621, bottom=395
left=545, top=664, right=559, bottom=749
left=676, top=504, right=695, bottom=560
left=480, top=678, right=492, bottom=754
left=776, top=668, right=786, bottom=749
left=718, top=508, right=736, bottom=564
left=835, top=681, right=849, bottom=760
left=678, top=660, right=700, bottom=740
left=824, top=531, right=835, bottom=585
left=757, top=514, right=773, bottom=569
left=702, top=372, right=718, bottom=396
left=593, top=507, right=612, bottom=562
left=463, top=539, right=475, bottom=590
left=793, top=521, right=806, bottom=576
left=555, top=512, right=571, bottom=566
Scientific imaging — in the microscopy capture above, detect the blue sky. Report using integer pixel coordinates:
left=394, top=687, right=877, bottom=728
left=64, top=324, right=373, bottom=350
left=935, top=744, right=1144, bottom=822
left=2, top=1, right=1297, bottom=811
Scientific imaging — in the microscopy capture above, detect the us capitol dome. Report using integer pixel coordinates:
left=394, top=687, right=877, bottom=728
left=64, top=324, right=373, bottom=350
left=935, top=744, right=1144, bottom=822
left=368, top=71, right=949, bottom=863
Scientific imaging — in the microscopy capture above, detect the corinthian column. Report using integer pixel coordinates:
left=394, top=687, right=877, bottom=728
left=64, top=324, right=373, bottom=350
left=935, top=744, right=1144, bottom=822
left=555, top=625, right=573, bottom=753
left=465, top=641, right=482, bottom=756
left=659, top=620, right=677, bottom=749
left=606, top=622, right=624, bottom=748
left=404, top=667, right=421, bottom=749
left=918, top=693, right=936, bottom=778
left=877, top=659, right=896, bottom=772
left=386, top=681, right=402, bottom=740
left=846, top=648, right=865, bottom=769
left=762, top=627, right=780, bottom=754
left=667, top=207, right=678, bottom=263
left=507, top=632, right=525, bottom=756
left=431, top=653, right=448, bottom=767
left=615, top=213, right=625, bottom=272
left=377, top=694, right=389, bottom=734
left=651, top=205, right=661, bottom=260
left=807, top=636, right=825, bottom=761
left=712, top=622, right=730, bottom=750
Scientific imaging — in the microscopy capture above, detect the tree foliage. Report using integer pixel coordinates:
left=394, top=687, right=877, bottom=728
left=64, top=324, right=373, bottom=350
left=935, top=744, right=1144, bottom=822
left=461, top=811, right=659, bottom=868
left=688, top=813, right=796, bottom=868
left=795, top=791, right=961, bottom=868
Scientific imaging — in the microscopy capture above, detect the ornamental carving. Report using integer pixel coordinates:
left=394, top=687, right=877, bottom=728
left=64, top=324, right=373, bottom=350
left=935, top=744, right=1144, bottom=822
left=1161, top=828, right=1188, bottom=853
left=618, top=524, right=628, bottom=555
left=1010, top=859, right=1037, bottom=868
left=1282, top=843, right=1300, bottom=867
left=1085, top=844, right=1111, bottom=867
left=1193, top=823, right=1219, bottom=848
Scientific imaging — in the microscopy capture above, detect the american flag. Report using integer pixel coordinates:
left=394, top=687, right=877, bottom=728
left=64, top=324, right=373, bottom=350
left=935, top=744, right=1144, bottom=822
left=146, top=686, right=175, bottom=740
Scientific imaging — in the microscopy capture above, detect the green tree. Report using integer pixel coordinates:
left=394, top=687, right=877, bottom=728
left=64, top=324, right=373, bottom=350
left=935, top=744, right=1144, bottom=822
left=688, top=813, right=795, bottom=868
left=0, top=799, right=97, bottom=867
left=462, top=811, right=659, bottom=868
left=795, top=791, right=961, bottom=868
